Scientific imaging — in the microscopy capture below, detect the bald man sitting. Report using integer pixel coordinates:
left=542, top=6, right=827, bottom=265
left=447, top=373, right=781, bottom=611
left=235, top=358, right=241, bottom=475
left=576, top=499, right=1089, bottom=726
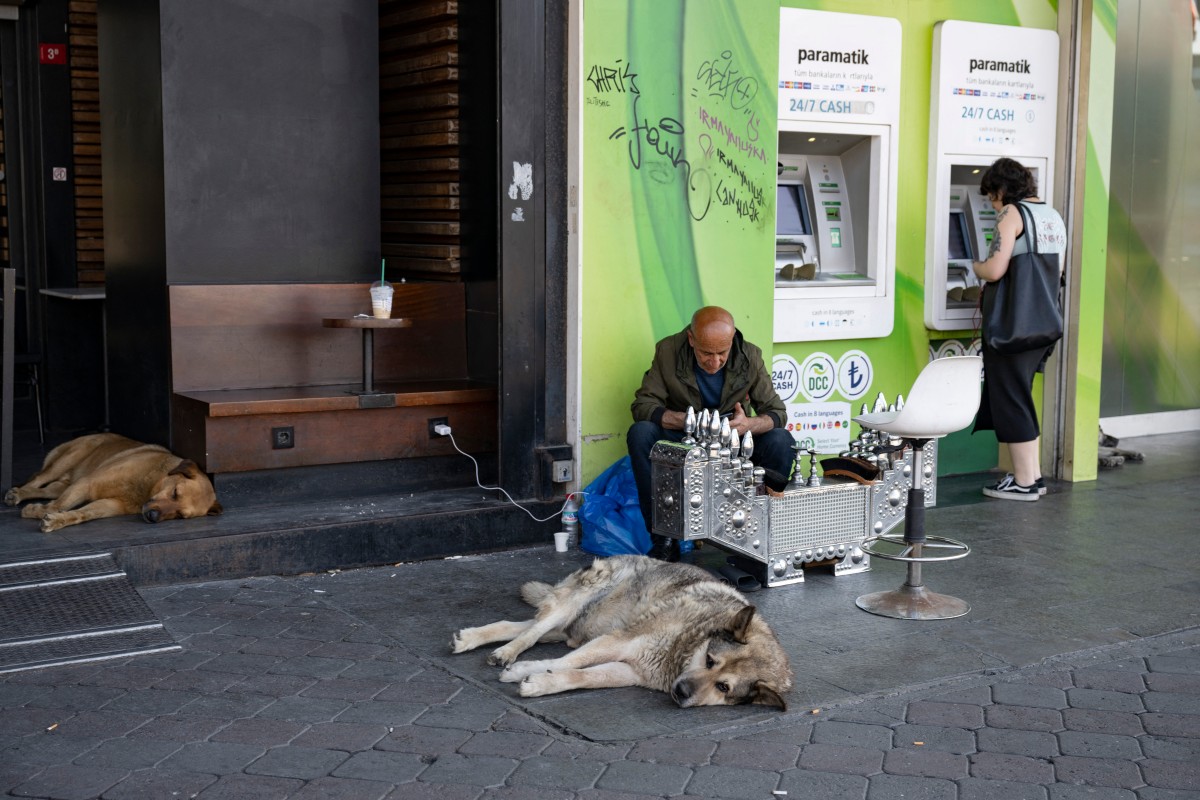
left=628, top=306, right=796, bottom=561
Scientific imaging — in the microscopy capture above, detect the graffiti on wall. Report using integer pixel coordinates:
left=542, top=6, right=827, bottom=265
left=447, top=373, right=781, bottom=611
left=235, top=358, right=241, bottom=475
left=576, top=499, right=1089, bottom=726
left=587, top=48, right=768, bottom=229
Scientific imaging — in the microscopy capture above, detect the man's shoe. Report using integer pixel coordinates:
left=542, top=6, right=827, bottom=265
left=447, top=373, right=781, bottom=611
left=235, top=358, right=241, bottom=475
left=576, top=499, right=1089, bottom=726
left=982, top=473, right=1039, bottom=502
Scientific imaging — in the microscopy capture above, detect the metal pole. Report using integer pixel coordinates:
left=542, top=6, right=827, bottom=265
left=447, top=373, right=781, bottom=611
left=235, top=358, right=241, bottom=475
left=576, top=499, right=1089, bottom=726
left=362, top=328, right=374, bottom=394
left=2, top=268, right=16, bottom=491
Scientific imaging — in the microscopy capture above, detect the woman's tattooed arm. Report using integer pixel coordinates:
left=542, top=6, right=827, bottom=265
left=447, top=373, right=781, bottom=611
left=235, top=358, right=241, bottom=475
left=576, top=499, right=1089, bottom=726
left=986, top=207, right=1008, bottom=260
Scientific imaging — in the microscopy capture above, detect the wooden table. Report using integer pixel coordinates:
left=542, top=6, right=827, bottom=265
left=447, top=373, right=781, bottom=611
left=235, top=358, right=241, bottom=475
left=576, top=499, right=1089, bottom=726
left=322, top=316, right=413, bottom=394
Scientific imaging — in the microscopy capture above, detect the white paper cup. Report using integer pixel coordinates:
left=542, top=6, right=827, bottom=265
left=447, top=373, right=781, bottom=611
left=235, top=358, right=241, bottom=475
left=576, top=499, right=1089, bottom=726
left=553, top=531, right=569, bottom=552
left=370, top=281, right=393, bottom=319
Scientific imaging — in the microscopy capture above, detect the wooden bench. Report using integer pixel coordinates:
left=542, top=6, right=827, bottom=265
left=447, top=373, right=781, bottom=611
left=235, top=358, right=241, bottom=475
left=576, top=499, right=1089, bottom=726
left=169, top=282, right=495, bottom=474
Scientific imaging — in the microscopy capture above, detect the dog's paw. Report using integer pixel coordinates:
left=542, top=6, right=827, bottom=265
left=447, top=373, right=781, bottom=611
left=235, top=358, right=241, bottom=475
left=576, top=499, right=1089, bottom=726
left=450, top=631, right=472, bottom=654
left=487, top=646, right=517, bottom=668
left=20, top=503, right=46, bottom=519
left=499, top=661, right=545, bottom=683
left=1099, top=455, right=1125, bottom=468
left=519, top=673, right=558, bottom=697
left=40, top=513, right=68, bottom=533
left=3, top=488, right=20, bottom=506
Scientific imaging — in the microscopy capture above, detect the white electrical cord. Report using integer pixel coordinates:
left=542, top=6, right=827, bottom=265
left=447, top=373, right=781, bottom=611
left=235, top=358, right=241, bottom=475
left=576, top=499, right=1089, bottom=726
left=438, top=425, right=571, bottom=523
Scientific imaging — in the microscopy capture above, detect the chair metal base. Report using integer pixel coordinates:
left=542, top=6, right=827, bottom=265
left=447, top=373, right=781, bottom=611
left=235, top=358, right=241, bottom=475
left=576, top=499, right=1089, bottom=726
left=859, top=533, right=970, bottom=563
left=856, top=583, right=971, bottom=620
left=855, top=535, right=971, bottom=620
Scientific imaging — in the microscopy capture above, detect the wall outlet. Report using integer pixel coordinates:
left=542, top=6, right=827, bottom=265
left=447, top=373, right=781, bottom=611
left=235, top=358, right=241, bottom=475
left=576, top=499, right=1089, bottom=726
left=427, top=417, right=449, bottom=438
left=551, top=460, right=573, bottom=483
left=271, top=426, right=295, bottom=449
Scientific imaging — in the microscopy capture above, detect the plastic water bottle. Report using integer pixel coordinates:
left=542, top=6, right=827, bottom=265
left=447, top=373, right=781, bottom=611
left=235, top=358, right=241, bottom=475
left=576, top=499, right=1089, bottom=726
left=562, top=494, right=580, bottom=549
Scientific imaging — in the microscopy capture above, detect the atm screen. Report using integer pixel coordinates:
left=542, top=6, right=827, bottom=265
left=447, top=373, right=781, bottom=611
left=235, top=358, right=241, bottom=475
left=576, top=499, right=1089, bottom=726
left=947, top=211, right=972, bottom=261
left=776, top=184, right=811, bottom=236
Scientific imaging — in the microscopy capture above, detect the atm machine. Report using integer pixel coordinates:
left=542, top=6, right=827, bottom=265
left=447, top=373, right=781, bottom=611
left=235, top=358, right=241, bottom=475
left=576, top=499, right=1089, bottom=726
left=945, top=186, right=982, bottom=309
left=775, top=136, right=870, bottom=288
left=775, top=9, right=901, bottom=342
left=941, top=177, right=996, bottom=321
left=925, top=21, right=1060, bottom=331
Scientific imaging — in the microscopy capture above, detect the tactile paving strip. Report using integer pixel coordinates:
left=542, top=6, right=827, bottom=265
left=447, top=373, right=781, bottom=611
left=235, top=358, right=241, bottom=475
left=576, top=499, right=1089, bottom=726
left=0, top=552, right=179, bottom=674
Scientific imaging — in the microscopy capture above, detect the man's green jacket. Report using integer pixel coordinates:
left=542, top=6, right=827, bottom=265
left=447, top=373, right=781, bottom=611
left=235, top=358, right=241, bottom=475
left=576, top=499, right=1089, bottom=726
left=630, top=326, right=787, bottom=430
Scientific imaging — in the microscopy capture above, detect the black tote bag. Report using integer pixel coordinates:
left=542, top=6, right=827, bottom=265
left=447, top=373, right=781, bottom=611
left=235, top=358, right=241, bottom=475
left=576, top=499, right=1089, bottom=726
left=980, top=202, right=1063, bottom=355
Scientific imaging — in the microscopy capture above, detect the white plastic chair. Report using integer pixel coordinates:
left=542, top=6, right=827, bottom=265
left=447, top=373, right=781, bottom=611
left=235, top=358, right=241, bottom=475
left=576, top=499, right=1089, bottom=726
left=852, top=355, right=983, bottom=620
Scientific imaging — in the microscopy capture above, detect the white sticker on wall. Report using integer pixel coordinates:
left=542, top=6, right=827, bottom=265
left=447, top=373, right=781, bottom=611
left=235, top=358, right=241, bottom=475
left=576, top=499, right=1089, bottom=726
left=508, top=162, right=533, bottom=201
left=835, top=349, right=872, bottom=400
left=798, top=352, right=836, bottom=402
left=771, top=354, right=803, bottom=403
left=784, top=401, right=851, bottom=453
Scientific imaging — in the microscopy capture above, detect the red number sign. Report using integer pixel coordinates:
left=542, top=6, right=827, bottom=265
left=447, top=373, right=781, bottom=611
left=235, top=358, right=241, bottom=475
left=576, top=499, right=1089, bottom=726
left=39, top=44, right=67, bottom=65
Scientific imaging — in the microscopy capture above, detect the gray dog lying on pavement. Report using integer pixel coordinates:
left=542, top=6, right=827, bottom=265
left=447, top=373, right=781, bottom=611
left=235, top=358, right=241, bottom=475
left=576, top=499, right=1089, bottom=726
left=451, top=555, right=792, bottom=708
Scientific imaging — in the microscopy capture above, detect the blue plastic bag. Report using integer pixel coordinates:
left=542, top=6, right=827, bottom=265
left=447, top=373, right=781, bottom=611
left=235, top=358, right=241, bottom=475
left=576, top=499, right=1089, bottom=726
left=578, top=456, right=652, bottom=557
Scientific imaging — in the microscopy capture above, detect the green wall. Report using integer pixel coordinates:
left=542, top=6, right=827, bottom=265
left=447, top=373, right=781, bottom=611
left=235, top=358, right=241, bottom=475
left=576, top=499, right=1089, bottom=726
left=579, top=0, right=1090, bottom=484
left=581, top=1, right=777, bottom=476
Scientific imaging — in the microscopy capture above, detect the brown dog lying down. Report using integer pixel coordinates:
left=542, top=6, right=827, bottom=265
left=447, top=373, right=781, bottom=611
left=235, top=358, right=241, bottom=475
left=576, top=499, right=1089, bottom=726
left=4, top=433, right=222, bottom=533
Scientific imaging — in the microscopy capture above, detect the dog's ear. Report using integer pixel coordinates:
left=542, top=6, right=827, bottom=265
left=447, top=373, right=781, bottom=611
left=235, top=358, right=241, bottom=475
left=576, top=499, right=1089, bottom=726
left=751, top=681, right=788, bottom=710
left=729, top=606, right=756, bottom=643
left=169, top=459, right=201, bottom=479
left=207, top=501, right=224, bottom=516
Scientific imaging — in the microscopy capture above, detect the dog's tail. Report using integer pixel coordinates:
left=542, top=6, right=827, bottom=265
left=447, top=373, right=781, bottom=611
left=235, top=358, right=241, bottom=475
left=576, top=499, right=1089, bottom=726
left=520, top=581, right=554, bottom=607
left=1099, top=426, right=1120, bottom=448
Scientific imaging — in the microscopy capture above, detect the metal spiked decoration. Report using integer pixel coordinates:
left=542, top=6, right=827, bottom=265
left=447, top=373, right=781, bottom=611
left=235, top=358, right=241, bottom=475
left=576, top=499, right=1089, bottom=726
left=806, top=449, right=822, bottom=488
left=790, top=443, right=807, bottom=487
left=683, top=406, right=697, bottom=445
left=741, top=431, right=756, bottom=490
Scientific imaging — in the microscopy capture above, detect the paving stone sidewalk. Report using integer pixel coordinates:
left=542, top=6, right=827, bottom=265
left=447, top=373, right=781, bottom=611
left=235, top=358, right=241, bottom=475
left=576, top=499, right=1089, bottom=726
left=1, top=566, right=1197, bottom=800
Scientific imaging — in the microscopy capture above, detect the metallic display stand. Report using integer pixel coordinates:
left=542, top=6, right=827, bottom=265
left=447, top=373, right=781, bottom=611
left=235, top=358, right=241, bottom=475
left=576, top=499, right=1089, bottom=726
left=649, top=406, right=938, bottom=588
left=649, top=356, right=983, bottom=605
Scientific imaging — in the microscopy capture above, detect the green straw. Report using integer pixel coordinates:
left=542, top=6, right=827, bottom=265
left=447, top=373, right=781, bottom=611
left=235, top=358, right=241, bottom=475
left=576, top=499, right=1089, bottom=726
left=380, top=258, right=386, bottom=285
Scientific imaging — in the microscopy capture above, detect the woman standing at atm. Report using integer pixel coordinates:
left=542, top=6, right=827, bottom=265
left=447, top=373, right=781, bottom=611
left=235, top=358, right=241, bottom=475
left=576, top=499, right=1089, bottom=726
left=971, top=157, right=1067, bottom=502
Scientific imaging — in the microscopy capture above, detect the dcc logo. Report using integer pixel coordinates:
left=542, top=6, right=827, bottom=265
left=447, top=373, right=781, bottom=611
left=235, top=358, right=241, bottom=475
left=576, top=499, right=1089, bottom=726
left=798, top=353, right=836, bottom=402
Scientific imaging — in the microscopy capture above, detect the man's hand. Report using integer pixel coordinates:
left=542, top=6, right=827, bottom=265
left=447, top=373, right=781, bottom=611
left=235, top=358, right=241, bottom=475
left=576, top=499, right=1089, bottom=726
left=728, top=402, right=774, bottom=437
left=660, top=409, right=689, bottom=431
left=662, top=404, right=774, bottom=436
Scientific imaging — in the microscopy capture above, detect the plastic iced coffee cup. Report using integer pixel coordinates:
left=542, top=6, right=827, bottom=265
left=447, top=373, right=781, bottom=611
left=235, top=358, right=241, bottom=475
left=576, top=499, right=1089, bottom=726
left=370, top=281, right=393, bottom=319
